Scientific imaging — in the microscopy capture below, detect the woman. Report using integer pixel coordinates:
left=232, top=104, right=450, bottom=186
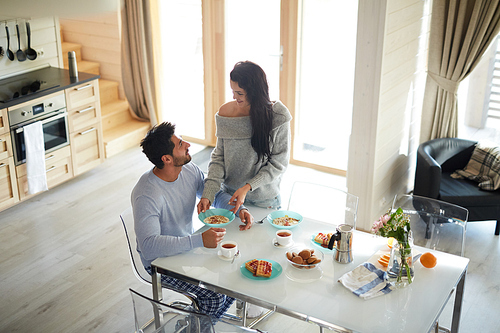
left=198, top=61, right=291, bottom=215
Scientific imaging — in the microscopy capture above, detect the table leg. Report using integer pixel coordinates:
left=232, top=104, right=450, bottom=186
left=152, top=266, right=163, bottom=329
left=450, top=269, right=466, bottom=333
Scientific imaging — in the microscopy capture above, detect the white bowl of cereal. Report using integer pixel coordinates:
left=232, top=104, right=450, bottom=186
left=285, top=246, right=324, bottom=270
left=267, top=210, right=303, bottom=229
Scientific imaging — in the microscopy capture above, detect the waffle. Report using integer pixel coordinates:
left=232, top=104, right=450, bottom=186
left=314, top=233, right=332, bottom=247
left=245, top=259, right=258, bottom=274
left=255, top=260, right=272, bottom=278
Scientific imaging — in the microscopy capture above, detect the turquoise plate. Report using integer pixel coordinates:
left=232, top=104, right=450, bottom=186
left=267, top=210, right=303, bottom=229
left=240, top=259, right=283, bottom=280
left=198, top=208, right=235, bottom=228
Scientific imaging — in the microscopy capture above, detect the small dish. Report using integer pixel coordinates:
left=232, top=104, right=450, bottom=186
left=272, top=238, right=294, bottom=248
left=218, top=250, right=240, bottom=262
left=310, top=234, right=335, bottom=252
left=240, top=259, right=283, bottom=280
left=198, top=208, right=235, bottom=228
left=285, top=246, right=324, bottom=270
left=267, top=210, right=303, bottom=229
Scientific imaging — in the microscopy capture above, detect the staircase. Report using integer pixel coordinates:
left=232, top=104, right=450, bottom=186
left=60, top=28, right=150, bottom=158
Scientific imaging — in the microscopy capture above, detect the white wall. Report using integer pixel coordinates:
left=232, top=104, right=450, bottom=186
left=348, top=0, right=430, bottom=231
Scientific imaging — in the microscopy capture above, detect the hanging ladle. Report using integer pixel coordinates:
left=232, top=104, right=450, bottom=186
left=5, top=25, right=15, bottom=61
left=25, top=22, right=37, bottom=60
left=16, top=23, right=26, bottom=62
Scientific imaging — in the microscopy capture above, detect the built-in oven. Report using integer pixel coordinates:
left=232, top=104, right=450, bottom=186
left=9, top=92, right=70, bottom=166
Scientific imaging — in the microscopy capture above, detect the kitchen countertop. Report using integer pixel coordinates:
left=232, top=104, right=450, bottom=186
left=0, top=67, right=100, bottom=109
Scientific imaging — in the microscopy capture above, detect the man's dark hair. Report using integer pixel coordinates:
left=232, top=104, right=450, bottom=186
left=140, top=122, right=175, bottom=169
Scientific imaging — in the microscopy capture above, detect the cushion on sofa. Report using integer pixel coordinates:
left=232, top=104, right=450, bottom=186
left=451, top=144, right=500, bottom=191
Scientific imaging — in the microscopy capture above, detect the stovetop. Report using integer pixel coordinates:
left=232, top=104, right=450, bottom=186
left=0, top=67, right=100, bottom=109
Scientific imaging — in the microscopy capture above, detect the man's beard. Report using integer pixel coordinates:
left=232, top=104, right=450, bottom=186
left=173, top=154, right=191, bottom=167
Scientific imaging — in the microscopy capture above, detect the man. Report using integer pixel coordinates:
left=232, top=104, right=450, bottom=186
left=131, top=122, right=254, bottom=320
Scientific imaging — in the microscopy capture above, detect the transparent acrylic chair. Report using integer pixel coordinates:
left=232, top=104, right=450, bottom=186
left=391, top=194, right=468, bottom=257
left=391, top=194, right=468, bottom=333
left=130, top=288, right=264, bottom=333
left=287, top=181, right=359, bottom=229
left=120, top=207, right=198, bottom=310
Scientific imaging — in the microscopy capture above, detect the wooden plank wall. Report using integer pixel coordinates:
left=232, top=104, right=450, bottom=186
left=59, top=12, right=124, bottom=99
left=0, top=17, right=62, bottom=79
left=372, top=0, right=431, bottom=221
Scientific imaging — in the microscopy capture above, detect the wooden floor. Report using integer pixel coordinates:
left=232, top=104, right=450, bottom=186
left=0, top=145, right=498, bottom=333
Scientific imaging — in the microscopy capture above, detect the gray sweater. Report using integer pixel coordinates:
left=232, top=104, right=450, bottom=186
left=202, top=101, right=292, bottom=206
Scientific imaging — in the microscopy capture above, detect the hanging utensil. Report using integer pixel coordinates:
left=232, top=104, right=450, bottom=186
left=25, top=22, right=37, bottom=60
left=16, top=23, right=26, bottom=62
left=5, top=25, right=15, bottom=61
left=0, top=46, right=4, bottom=58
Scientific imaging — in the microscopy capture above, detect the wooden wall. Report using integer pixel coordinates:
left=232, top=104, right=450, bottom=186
left=0, top=17, right=62, bottom=79
left=59, top=12, right=124, bottom=99
left=348, top=0, right=430, bottom=231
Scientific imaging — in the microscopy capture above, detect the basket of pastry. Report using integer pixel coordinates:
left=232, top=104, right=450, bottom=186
left=285, top=246, right=324, bottom=270
left=245, top=259, right=273, bottom=278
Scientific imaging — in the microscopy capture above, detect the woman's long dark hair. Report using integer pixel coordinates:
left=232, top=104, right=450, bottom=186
left=230, top=61, right=273, bottom=162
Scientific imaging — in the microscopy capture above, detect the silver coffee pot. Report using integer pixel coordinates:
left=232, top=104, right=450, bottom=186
left=327, top=224, right=353, bottom=263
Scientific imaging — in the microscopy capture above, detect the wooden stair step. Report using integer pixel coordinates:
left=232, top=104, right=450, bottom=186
left=61, top=42, right=82, bottom=67
left=99, top=79, right=119, bottom=105
left=103, top=120, right=150, bottom=158
left=75, top=60, right=100, bottom=75
left=101, top=100, right=132, bottom=131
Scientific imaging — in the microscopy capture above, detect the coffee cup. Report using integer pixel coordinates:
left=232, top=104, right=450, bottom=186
left=220, top=241, right=238, bottom=258
left=276, top=230, right=293, bottom=246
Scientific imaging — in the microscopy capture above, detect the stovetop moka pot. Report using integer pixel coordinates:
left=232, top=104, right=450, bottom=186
left=328, top=224, right=354, bottom=263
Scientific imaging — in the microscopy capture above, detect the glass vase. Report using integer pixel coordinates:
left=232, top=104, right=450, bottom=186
left=386, top=236, right=414, bottom=288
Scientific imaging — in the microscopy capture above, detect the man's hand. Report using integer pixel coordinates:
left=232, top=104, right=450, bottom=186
left=201, top=227, right=226, bottom=248
left=228, top=184, right=251, bottom=213
left=239, top=209, right=254, bottom=231
left=197, top=198, right=211, bottom=214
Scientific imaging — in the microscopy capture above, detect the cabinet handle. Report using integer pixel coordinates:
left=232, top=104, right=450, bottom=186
left=75, top=84, right=92, bottom=91
left=46, top=166, right=56, bottom=172
left=80, top=127, right=97, bottom=135
left=45, top=155, right=55, bottom=161
left=0, top=163, right=5, bottom=168
left=77, top=106, right=95, bottom=114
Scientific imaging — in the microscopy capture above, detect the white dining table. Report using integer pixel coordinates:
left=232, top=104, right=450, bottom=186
left=151, top=206, right=469, bottom=333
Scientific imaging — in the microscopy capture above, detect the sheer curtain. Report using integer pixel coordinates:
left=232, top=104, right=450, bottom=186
left=121, top=0, right=158, bottom=126
left=421, top=0, right=500, bottom=141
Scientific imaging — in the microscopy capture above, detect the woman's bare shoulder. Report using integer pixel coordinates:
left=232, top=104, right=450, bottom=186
left=218, top=101, right=237, bottom=116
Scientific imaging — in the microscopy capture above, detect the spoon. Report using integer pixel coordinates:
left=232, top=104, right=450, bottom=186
left=255, top=217, right=267, bottom=224
left=5, top=26, right=15, bottom=61
left=16, top=24, right=26, bottom=62
left=25, top=22, right=37, bottom=61
left=231, top=250, right=240, bottom=264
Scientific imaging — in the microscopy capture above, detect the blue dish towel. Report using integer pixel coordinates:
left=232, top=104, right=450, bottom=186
left=338, top=262, right=394, bottom=299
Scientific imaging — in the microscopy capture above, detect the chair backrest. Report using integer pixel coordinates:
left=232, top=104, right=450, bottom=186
left=120, top=207, right=153, bottom=285
left=130, top=288, right=215, bottom=333
left=287, top=181, right=358, bottom=229
left=392, top=194, right=468, bottom=256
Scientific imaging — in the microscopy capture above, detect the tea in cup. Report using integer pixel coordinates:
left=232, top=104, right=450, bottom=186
left=220, top=241, right=238, bottom=258
left=276, top=230, right=293, bottom=246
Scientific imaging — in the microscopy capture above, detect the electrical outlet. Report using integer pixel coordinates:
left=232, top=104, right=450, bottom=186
left=37, top=48, right=44, bottom=57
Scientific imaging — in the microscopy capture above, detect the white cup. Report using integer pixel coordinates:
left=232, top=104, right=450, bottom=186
left=220, top=241, right=238, bottom=258
left=276, top=230, right=293, bottom=246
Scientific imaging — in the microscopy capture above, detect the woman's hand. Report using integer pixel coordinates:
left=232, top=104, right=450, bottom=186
left=197, top=198, right=211, bottom=214
left=238, top=209, right=254, bottom=231
left=228, top=184, right=252, bottom=213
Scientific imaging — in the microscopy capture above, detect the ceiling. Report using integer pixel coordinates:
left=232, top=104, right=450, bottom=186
left=0, top=0, right=119, bottom=22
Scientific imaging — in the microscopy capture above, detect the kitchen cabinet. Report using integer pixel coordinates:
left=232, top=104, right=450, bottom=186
left=16, top=146, right=73, bottom=200
left=65, top=80, right=105, bottom=175
left=0, top=110, right=20, bottom=210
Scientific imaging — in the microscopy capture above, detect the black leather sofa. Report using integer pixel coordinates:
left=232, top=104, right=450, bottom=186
left=414, top=138, right=500, bottom=235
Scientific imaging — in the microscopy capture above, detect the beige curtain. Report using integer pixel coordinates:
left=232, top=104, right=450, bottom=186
left=121, top=0, right=158, bottom=126
left=420, top=0, right=500, bottom=141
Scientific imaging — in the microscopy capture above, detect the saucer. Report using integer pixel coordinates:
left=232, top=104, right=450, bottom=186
left=272, top=238, right=294, bottom=248
left=218, top=250, right=240, bottom=261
